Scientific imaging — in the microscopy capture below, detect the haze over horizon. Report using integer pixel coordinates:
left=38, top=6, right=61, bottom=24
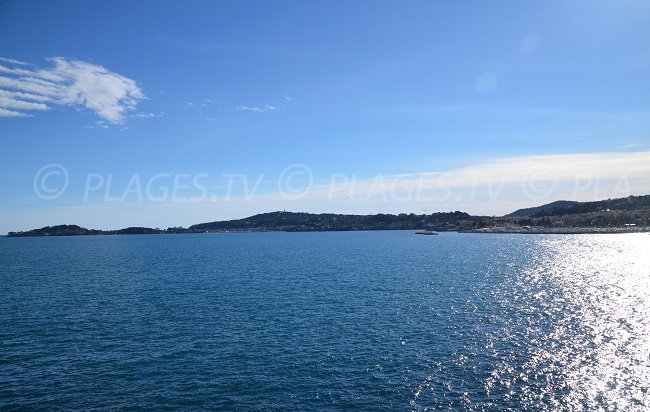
left=2, top=0, right=650, bottom=233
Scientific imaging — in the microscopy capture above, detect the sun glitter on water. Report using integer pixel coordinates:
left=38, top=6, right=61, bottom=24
left=518, top=234, right=650, bottom=410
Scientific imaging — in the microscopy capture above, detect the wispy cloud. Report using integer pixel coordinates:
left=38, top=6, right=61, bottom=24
left=131, top=112, right=163, bottom=119
left=236, top=96, right=295, bottom=114
left=617, top=143, right=644, bottom=149
left=7, top=150, right=647, bottom=233
left=181, top=150, right=650, bottom=217
left=0, top=56, right=145, bottom=123
left=0, top=57, right=30, bottom=66
left=300, top=150, right=650, bottom=215
left=0, top=107, right=29, bottom=117
left=238, top=104, right=276, bottom=113
left=184, top=98, right=217, bottom=108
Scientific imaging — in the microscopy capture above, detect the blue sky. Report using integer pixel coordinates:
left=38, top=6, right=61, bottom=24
left=1, top=0, right=650, bottom=232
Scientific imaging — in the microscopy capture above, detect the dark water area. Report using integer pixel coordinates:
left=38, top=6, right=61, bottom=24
left=1, top=231, right=648, bottom=410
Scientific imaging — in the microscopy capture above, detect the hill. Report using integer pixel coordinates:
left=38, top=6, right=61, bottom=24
left=7, top=225, right=165, bottom=237
left=7, top=195, right=650, bottom=237
left=507, top=195, right=650, bottom=217
left=188, top=211, right=479, bottom=232
left=507, top=200, right=579, bottom=217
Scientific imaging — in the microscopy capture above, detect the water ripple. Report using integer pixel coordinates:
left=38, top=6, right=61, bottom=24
left=1, top=232, right=648, bottom=410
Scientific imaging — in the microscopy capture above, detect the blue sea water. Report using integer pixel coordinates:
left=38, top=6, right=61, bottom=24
left=1, top=231, right=649, bottom=410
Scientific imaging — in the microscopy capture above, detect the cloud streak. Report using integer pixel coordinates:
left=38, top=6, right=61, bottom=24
left=238, top=104, right=276, bottom=113
left=4, top=150, right=647, bottom=234
left=0, top=57, right=145, bottom=123
left=0, top=57, right=30, bottom=66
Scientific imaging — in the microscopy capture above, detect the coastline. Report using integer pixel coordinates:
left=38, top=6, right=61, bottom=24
left=5, top=226, right=650, bottom=237
left=462, top=226, right=650, bottom=234
left=7, top=195, right=650, bottom=237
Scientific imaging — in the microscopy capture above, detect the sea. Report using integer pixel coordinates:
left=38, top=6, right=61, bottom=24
left=1, top=231, right=649, bottom=410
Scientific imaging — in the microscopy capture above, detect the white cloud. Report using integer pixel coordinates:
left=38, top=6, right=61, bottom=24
left=618, top=143, right=641, bottom=149
left=2, top=150, right=647, bottom=233
left=0, top=92, right=49, bottom=111
left=0, top=107, right=28, bottom=117
left=162, top=150, right=648, bottom=218
left=131, top=112, right=162, bottom=119
left=0, top=56, right=145, bottom=123
left=0, top=89, right=52, bottom=102
left=0, top=74, right=62, bottom=97
left=239, top=105, right=264, bottom=113
left=238, top=104, right=277, bottom=113
left=0, top=57, right=30, bottom=66
left=298, top=150, right=650, bottom=215
left=184, top=98, right=216, bottom=107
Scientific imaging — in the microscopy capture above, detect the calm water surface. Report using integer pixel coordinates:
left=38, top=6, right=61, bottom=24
left=1, top=231, right=649, bottom=410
